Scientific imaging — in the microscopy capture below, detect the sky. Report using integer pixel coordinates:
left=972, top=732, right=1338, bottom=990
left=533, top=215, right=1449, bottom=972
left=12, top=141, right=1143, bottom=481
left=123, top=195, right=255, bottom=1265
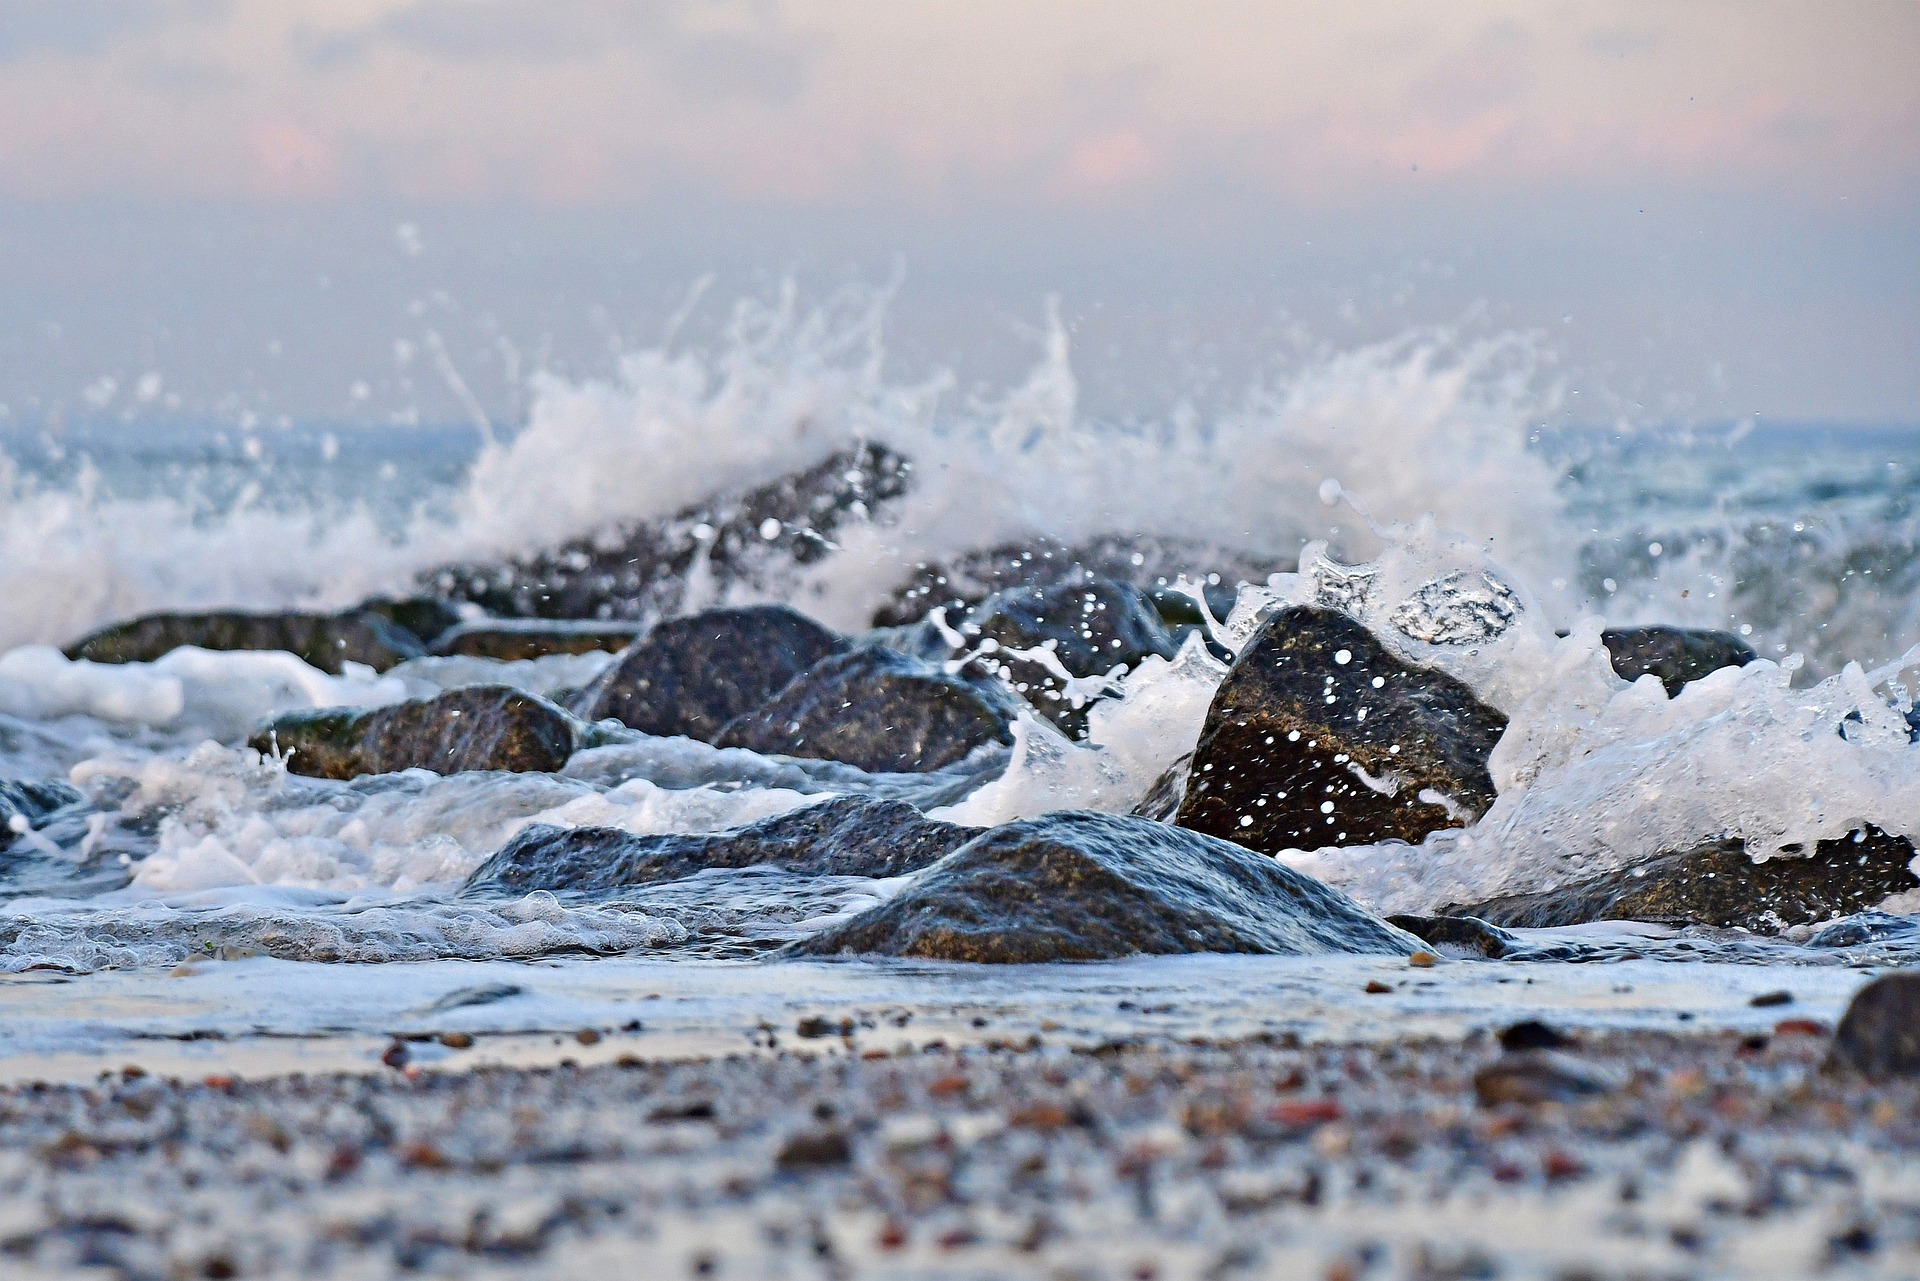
left=1, top=0, right=1917, bottom=427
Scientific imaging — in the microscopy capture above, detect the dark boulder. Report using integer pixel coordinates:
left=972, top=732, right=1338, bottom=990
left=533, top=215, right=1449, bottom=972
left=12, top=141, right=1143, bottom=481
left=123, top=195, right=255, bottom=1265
left=917, top=579, right=1178, bottom=738
left=1450, top=828, right=1918, bottom=934
left=574, top=606, right=846, bottom=740
left=249, top=685, right=586, bottom=780
left=0, top=779, right=81, bottom=850
left=1601, top=626, right=1756, bottom=696
left=1385, top=913, right=1520, bottom=959
left=67, top=608, right=425, bottom=675
left=716, top=645, right=1022, bottom=773
left=421, top=443, right=912, bottom=622
left=1174, top=606, right=1509, bottom=854
left=1828, top=973, right=1920, bottom=1078
left=360, top=597, right=465, bottom=648
left=790, top=810, right=1422, bottom=963
left=464, top=795, right=978, bottom=896
left=872, top=535, right=1262, bottom=630
left=432, top=619, right=645, bottom=662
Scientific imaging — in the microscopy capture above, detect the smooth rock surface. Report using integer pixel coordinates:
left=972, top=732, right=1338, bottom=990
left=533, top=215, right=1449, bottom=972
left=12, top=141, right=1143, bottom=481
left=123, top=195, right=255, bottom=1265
left=431, top=619, right=643, bottom=662
left=1451, top=828, right=1919, bottom=934
left=790, top=810, right=1422, bottom=962
left=249, top=685, right=586, bottom=780
left=464, top=796, right=977, bottom=896
left=1601, top=626, right=1756, bottom=696
left=1175, top=606, right=1509, bottom=854
left=1828, top=972, right=1920, bottom=1078
left=67, top=608, right=427, bottom=675
left=574, top=606, right=846, bottom=741
left=423, top=444, right=911, bottom=621
left=716, top=644, right=1022, bottom=774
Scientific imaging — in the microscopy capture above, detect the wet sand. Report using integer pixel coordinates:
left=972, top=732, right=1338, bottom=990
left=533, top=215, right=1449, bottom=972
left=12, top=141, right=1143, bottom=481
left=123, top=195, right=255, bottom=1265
left=2, top=1021, right=1915, bottom=1279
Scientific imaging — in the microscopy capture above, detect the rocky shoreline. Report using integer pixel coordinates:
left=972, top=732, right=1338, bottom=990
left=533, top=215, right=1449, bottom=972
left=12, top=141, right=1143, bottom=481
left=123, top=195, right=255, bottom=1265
left=3, top=1017, right=1918, bottom=1279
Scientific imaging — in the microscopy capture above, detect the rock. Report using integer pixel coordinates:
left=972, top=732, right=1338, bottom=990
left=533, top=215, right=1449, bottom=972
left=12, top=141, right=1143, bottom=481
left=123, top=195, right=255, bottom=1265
left=871, top=535, right=1262, bottom=630
left=789, top=810, right=1423, bottom=963
left=0, top=778, right=81, bottom=849
left=1473, top=1051, right=1619, bottom=1106
left=464, top=796, right=978, bottom=896
left=715, top=645, right=1022, bottom=774
left=249, top=685, right=586, bottom=780
left=430, top=619, right=644, bottom=662
left=422, top=443, right=912, bottom=621
left=359, top=597, right=465, bottom=647
left=1174, top=606, right=1508, bottom=854
left=66, top=608, right=426, bottom=675
left=1131, top=753, right=1192, bottom=822
left=1385, top=913, right=1519, bottom=960
left=774, top=1128, right=852, bottom=1170
left=1601, top=626, right=1756, bottom=696
left=1827, top=973, right=1920, bottom=1078
left=915, top=579, right=1178, bottom=738
left=1496, top=1020, right=1574, bottom=1052
left=573, top=606, right=847, bottom=741
left=1449, top=828, right=1919, bottom=934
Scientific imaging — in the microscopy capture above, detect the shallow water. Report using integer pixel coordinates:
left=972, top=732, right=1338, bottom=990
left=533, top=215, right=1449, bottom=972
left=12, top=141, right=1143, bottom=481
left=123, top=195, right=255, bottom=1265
left=1, top=293, right=1918, bottom=1071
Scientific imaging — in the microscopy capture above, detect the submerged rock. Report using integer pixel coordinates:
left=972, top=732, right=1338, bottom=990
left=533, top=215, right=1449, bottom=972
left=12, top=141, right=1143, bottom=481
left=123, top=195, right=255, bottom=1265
left=67, top=608, right=427, bottom=675
left=1451, top=828, right=1919, bottom=934
left=249, top=685, right=587, bottom=780
left=1601, top=626, right=1756, bottom=696
left=716, top=645, right=1022, bottom=773
left=1828, top=972, right=1920, bottom=1078
left=422, top=443, right=911, bottom=621
left=1174, top=606, right=1508, bottom=854
left=913, top=579, right=1178, bottom=738
left=464, top=796, right=977, bottom=896
left=790, top=810, right=1422, bottom=962
left=0, top=779, right=81, bottom=850
left=431, top=619, right=643, bottom=662
left=574, top=606, right=847, bottom=741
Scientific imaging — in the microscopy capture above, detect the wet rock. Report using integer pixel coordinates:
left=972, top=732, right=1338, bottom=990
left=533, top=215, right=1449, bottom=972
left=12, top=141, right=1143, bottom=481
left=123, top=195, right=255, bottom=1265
left=0, top=779, right=81, bottom=850
left=1385, top=914, right=1519, bottom=960
left=716, top=645, right=1021, bottom=773
left=464, top=796, right=978, bottom=896
left=1827, top=973, right=1920, bottom=1078
left=774, top=1128, right=852, bottom=1170
left=573, top=606, right=846, bottom=741
left=422, top=443, right=912, bottom=621
left=1174, top=606, right=1508, bottom=854
left=912, top=579, right=1178, bottom=738
left=871, top=535, right=1264, bottom=630
left=249, top=685, right=587, bottom=780
left=1601, top=626, right=1756, bottom=697
left=67, top=608, right=426, bottom=675
left=431, top=619, right=643, bottom=662
left=1496, top=1020, right=1574, bottom=1052
left=1131, top=753, right=1192, bottom=822
left=359, top=597, right=465, bottom=648
left=790, top=810, right=1423, bottom=963
left=1450, top=828, right=1918, bottom=934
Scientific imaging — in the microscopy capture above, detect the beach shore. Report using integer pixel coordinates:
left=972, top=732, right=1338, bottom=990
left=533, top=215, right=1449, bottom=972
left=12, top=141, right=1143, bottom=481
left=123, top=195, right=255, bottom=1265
left=2, top=1023, right=1914, bottom=1279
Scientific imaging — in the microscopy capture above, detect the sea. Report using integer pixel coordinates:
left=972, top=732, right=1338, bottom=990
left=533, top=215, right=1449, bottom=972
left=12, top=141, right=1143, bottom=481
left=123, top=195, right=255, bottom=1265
left=1, top=291, right=1917, bottom=1077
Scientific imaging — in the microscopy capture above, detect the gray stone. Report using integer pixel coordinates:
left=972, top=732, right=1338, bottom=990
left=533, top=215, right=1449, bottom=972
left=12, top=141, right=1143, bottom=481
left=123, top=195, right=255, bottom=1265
left=1175, top=606, right=1508, bottom=853
left=1450, top=828, right=1918, bottom=934
left=250, top=685, right=586, bottom=780
left=67, top=608, right=426, bottom=675
left=716, top=645, right=1021, bottom=773
left=573, top=606, right=846, bottom=741
left=790, top=810, right=1423, bottom=963
left=464, top=796, right=977, bottom=896
left=1602, top=626, right=1756, bottom=696
left=1828, top=972, right=1920, bottom=1078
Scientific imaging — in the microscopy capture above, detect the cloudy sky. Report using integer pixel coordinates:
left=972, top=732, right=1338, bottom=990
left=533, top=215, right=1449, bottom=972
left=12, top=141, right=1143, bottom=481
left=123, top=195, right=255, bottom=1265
left=1, top=0, right=1916, bottom=425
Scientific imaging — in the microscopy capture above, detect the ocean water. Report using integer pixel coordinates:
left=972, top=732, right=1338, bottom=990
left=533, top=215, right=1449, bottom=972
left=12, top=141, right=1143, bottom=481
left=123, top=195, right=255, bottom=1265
left=1, top=289, right=1917, bottom=1067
